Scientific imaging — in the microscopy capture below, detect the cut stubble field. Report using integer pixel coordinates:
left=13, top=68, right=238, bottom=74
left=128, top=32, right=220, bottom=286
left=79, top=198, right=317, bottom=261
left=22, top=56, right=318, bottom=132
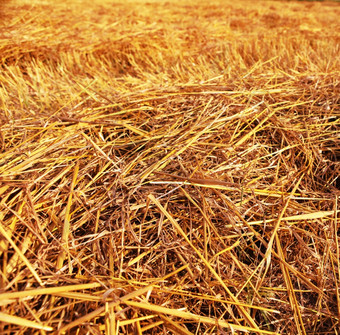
left=0, top=0, right=339, bottom=333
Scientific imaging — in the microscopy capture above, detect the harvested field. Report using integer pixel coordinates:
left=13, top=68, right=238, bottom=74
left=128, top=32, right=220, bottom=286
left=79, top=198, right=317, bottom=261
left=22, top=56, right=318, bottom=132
left=0, top=0, right=339, bottom=333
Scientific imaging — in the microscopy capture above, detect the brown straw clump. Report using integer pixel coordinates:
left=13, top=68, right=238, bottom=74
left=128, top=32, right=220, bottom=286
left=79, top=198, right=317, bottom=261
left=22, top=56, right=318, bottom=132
left=0, top=0, right=339, bottom=333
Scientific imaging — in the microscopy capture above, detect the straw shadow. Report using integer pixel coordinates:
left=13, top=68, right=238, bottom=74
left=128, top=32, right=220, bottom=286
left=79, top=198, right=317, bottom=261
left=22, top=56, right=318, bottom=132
left=0, top=0, right=12, bottom=19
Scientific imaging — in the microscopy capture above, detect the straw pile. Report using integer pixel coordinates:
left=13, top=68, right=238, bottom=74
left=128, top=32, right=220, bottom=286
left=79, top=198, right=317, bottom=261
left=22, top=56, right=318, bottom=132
left=0, top=0, right=339, bottom=333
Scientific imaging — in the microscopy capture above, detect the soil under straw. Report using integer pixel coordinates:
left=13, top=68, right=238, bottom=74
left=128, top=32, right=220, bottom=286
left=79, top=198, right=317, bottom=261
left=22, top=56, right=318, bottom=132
left=0, top=0, right=339, bottom=333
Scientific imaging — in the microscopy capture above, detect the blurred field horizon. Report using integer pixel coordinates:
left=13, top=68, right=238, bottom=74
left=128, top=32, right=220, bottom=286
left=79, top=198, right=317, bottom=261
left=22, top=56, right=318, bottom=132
left=0, top=0, right=339, bottom=334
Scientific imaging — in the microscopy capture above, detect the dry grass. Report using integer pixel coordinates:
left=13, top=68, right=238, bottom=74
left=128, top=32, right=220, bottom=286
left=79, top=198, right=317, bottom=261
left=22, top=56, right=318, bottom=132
left=0, top=0, right=339, bottom=333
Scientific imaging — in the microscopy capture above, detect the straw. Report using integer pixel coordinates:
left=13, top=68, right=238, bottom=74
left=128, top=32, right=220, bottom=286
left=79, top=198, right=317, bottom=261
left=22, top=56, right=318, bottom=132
left=0, top=0, right=339, bottom=333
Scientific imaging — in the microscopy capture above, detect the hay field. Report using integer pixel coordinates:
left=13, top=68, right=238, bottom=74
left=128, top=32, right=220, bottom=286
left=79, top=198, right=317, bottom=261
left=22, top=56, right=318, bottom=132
left=0, top=0, right=339, bottom=333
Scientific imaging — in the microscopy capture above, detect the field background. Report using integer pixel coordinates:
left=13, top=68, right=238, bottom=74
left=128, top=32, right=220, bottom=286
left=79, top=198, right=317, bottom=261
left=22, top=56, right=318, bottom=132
left=0, top=0, right=339, bottom=334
